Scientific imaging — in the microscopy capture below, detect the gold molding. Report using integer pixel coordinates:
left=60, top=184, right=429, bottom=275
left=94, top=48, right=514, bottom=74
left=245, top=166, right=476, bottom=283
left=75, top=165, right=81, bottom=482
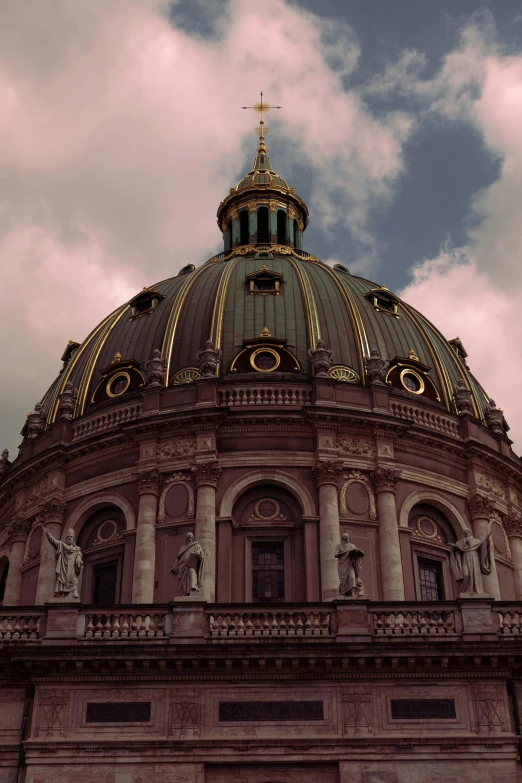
left=399, top=368, right=425, bottom=395
left=105, top=371, right=131, bottom=398
left=250, top=346, right=281, bottom=372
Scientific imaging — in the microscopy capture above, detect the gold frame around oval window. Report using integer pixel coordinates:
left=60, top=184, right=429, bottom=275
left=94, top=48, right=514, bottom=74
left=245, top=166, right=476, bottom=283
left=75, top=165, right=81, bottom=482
left=106, top=371, right=131, bottom=398
left=250, top=347, right=281, bottom=373
left=400, top=368, right=425, bottom=395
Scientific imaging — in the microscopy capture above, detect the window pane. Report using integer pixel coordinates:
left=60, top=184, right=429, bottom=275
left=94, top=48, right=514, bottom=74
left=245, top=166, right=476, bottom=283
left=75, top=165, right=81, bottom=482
left=418, top=558, right=443, bottom=601
left=252, top=542, right=285, bottom=603
left=93, top=561, right=118, bottom=605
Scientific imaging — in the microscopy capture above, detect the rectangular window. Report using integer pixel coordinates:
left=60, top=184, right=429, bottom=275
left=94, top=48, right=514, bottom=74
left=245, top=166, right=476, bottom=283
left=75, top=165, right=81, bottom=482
left=252, top=542, right=285, bottom=603
left=92, top=560, right=118, bottom=605
left=417, top=557, right=444, bottom=601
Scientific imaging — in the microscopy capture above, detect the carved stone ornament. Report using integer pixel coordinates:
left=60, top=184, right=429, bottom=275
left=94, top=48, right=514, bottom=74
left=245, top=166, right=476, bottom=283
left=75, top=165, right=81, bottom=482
left=57, top=381, right=78, bottom=420
left=337, top=436, right=376, bottom=457
left=477, top=472, right=506, bottom=501
left=364, top=347, right=388, bottom=386
left=41, top=498, right=67, bottom=523
left=145, top=348, right=166, bottom=387
left=468, top=493, right=495, bottom=520
left=504, top=512, right=522, bottom=538
left=247, top=498, right=288, bottom=524
left=308, top=339, right=334, bottom=377
left=453, top=379, right=473, bottom=415
left=158, top=472, right=195, bottom=522
left=136, top=468, right=161, bottom=496
left=196, top=339, right=222, bottom=378
left=473, top=684, right=507, bottom=734
left=44, top=527, right=83, bottom=601
left=26, top=402, right=46, bottom=439
left=484, top=399, right=505, bottom=435
left=342, top=686, right=373, bottom=736
left=339, top=471, right=377, bottom=520
left=192, top=462, right=222, bottom=489
left=0, top=448, right=10, bottom=475
left=412, top=516, right=443, bottom=544
left=314, top=460, right=343, bottom=487
left=7, top=516, right=31, bottom=542
left=370, top=467, right=400, bottom=493
left=27, top=477, right=49, bottom=506
left=157, top=437, right=196, bottom=460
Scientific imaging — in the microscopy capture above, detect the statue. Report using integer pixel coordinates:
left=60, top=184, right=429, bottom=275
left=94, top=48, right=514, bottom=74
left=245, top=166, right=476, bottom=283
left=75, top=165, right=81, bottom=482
left=364, top=347, right=388, bottom=386
left=449, top=528, right=492, bottom=596
left=196, top=340, right=222, bottom=378
left=57, top=382, right=78, bottom=419
left=171, top=532, right=204, bottom=596
left=453, top=379, right=473, bottom=414
left=308, top=339, right=333, bottom=377
left=26, top=403, right=46, bottom=439
left=145, top=348, right=166, bottom=387
left=44, top=527, right=83, bottom=601
left=335, top=533, right=366, bottom=598
left=0, top=449, right=9, bottom=476
left=484, top=399, right=505, bottom=435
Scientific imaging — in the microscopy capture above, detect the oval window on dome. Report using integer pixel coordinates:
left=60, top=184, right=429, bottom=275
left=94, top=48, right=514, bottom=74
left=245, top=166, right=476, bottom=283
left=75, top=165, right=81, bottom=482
left=250, top=347, right=281, bottom=373
left=106, top=372, right=131, bottom=398
left=400, top=369, right=425, bottom=395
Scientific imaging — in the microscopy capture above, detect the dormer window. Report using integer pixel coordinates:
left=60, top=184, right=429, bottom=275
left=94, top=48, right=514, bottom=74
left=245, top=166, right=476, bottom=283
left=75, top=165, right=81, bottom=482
left=129, top=288, right=164, bottom=319
left=366, top=287, right=399, bottom=317
left=245, top=265, right=284, bottom=296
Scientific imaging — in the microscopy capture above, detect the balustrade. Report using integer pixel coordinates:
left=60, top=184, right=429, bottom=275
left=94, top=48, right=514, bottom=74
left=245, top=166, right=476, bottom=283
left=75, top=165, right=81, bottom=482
left=219, top=386, right=312, bottom=407
left=498, top=609, right=522, bottom=635
left=208, top=610, right=330, bottom=638
left=389, top=400, right=460, bottom=438
left=373, top=608, right=456, bottom=636
left=83, top=611, right=166, bottom=639
left=0, top=612, right=42, bottom=640
left=71, top=403, right=141, bottom=442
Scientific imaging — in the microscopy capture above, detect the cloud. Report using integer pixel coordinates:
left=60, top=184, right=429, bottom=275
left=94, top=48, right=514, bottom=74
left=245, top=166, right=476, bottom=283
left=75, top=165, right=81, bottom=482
left=0, top=0, right=412, bottom=455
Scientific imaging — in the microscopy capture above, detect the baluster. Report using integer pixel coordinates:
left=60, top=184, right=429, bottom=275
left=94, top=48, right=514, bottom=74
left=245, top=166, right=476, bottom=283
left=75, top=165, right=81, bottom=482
left=146, top=614, right=156, bottom=637
left=156, top=614, right=166, bottom=637
left=296, top=616, right=304, bottom=636
left=304, top=614, right=312, bottom=636
left=93, top=615, right=103, bottom=638
left=373, top=613, right=384, bottom=635
left=321, top=614, right=330, bottom=635
left=262, top=613, right=270, bottom=636
left=120, top=615, right=130, bottom=638
left=287, top=615, right=296, bottom=636
left=130, top=614, right=138, bottom=638
left=85, top=615, right=95, bottom=638
left=237, top=615, right=245, bottom=637
left=245, top=616, right=254, bottom=636
left=279, top=614, right=287, bottom=636
left=312, top=613, right=321, bottom=636
left=103, top=615, right=112, bottom=638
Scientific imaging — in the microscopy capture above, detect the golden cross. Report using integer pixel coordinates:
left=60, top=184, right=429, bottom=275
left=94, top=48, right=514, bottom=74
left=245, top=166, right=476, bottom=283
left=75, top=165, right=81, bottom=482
left=242, top=91, right=282, bottom=143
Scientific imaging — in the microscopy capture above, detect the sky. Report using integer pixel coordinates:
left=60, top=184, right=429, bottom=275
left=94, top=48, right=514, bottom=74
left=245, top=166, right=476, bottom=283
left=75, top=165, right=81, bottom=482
left=1, top=0, right=522, bottom=455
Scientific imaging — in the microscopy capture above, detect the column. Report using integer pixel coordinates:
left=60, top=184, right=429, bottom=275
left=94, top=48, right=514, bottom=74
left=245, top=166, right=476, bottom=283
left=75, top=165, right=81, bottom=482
left=504, top=513, right=522, bottom=600
left=469, top=494, right=501, bottom=599
left=192, top=462, right=221, bottom=603
left=35, top=499, right=66, bottom=605
left=131, top=468, right=160, bottom=604
left=371, top=468, right=405, bottom=601
left=314, top=461, right=342, bottom=602
left=3, top=517, right=31, bottom=606
left=231, top=215, right=240, bottom=247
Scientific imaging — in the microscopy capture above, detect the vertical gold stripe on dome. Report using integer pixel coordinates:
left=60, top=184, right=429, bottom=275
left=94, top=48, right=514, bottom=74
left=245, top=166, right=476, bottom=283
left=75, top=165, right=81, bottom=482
left=313, top=261, right=369, bottom=380
left=286, top=256, right=321, bottom=347
left=48, top=310, right=118, bottom=424
left=161, top=266, right=207, bottom=385
left=210, top=256, right=241, bottom=350
left=400, top=305, right=452, bottom=409
left=76, top=304, right=130, bottom=416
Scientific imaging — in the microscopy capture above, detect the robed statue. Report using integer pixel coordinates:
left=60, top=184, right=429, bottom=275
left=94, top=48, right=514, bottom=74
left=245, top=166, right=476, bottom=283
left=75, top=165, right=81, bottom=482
left=171, top=532, right=204, bottom=596
left=450, top=528, right=492, bottom=596
left=335, top=533, right=366, bottom=598
left=44, top=527, right=83, bottom=601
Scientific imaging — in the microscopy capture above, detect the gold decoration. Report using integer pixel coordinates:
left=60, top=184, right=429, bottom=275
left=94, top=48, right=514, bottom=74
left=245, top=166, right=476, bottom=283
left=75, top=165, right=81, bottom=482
left=106, top=371, right=131, bottom=398
left=250, top=346, right=281, bottom=372
left=400, top=368, right=425, bottom=395
left=329, top=365, right=360, bottom=383
left=260, top=327, right=272, bottom=338
left=242, top=91, right=282, bottom=144
left=171, top=367, right=201, bottom=385
left=112, top=352, right=122, bottom=363
left=408, top=349, right=419, bottom=361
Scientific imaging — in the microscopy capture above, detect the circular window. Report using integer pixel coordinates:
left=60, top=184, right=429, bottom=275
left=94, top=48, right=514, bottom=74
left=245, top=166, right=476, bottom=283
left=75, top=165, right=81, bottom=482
left=106, top=372, right=131, bottom=397
left=400, top=369, right=425, bottom=395
left=250, top=347, right=281, bottom=373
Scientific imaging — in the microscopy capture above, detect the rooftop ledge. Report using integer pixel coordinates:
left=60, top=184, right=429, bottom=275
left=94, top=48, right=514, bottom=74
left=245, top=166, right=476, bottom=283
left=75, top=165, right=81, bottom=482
left=1, top=600, right=522, bottom=647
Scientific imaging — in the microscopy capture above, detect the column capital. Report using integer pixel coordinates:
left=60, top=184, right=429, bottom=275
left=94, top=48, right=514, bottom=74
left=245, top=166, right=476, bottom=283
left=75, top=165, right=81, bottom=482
left=504, top=512, right=522, bottom=538
left=136, top=468, right=161, bottom=496
left=313, top=460, right=343, bottom=487
left=468, top=493, right=496, bottom=520
left=371, top=467, right=400, bottom=493
left=41, top=497, right=67, bottom=523
left=7, top=516, right=31, bottom=543
left=192, top=462, right=221, bottom=489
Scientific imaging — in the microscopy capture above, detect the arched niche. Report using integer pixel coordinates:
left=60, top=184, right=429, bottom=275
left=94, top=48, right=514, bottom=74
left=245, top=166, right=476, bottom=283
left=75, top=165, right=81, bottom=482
left=398, top=489, right=469, bottom=536
left=406, top=500, right=459, bottom=602
left=220, top=469, right=316, bottom=518
left=77, top=504, right=128, bottom=606
left=66, top=492, right=136, bottom=540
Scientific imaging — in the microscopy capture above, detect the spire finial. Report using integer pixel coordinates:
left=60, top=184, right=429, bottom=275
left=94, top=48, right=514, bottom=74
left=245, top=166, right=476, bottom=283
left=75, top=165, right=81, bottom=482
left=242, top=91, right=282, bottom=151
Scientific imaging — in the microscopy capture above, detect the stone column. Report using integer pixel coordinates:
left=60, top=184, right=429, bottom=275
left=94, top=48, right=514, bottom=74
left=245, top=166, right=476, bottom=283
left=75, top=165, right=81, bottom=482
left=35, top=499, right=66, bottom=605
left=504, top=513, right=522, bottom=600
left=3, top=517, right=30, bottom=606
left=468, top=494, right=501, bottom=600
left=192, top=462, right=221, bottom=603
left=131, top=468, right=161, bottom=604
left=314, top=461, right=343, bottom=602
left=371, top=468, right=405, bottom=601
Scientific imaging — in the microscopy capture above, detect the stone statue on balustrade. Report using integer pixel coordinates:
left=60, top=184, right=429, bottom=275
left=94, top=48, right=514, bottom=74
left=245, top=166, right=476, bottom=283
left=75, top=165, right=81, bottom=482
left=171, top=532, right=205, bottom=596
left=44, top=527, right=83, bottom=602
left=364, top=347, right=388, bottom=386
left=335, top=533, right=366, bottom=598
left=308, top=339, right=333, bottom=377
left=196, top=340, right=222, bottom=378
left=449, top=528, right=492, bottom=597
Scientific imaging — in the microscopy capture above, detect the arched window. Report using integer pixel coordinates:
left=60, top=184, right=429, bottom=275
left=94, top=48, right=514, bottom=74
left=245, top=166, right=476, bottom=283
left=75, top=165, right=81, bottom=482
left=0, top=557, right=9, bottom=605
left=257, top=207, right=269, bottom=243
left=239, top=211, right=249, bottom=245
left=407, top=503, right=456, bottom=601
left=277, top=210, right=287, bottom=244
left=78, top=507, right=127, bottom=605
left=293, top=219, right=299, bottom=247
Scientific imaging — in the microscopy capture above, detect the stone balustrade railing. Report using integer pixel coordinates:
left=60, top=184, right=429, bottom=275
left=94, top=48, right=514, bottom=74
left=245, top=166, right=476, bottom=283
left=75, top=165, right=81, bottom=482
left=71, top=403, right=142, bottom=442
left=389, top=400, right=460, bottom=438
left=219, top=386, right=312, bottom=407
left=208, top=610, right=330, bottom=638
left=3, top=602, right=522, bottom=645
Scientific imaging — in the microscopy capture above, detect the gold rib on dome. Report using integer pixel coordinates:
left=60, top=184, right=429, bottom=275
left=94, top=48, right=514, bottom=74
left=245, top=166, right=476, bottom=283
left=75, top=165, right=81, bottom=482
left=161, top=264, right=205, bottom=385
left=210, top=256, right=242, bottom=352
left=286, top=256, right=321, bottom=348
